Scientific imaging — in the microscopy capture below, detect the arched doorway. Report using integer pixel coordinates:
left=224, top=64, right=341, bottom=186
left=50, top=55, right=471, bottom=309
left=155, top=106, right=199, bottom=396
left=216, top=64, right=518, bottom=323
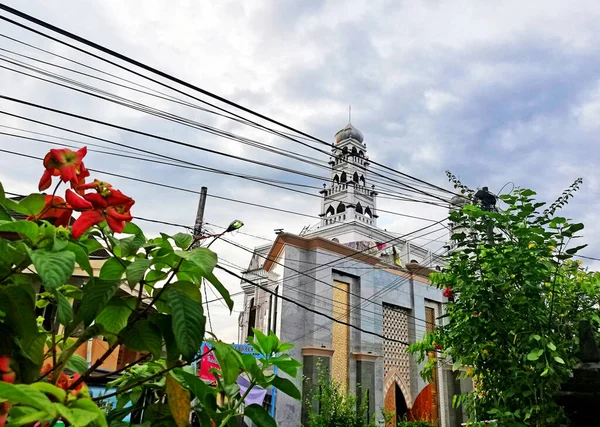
left=384, top=379, right=410, bottom=426
left=395, top=384, right=409, bottom=423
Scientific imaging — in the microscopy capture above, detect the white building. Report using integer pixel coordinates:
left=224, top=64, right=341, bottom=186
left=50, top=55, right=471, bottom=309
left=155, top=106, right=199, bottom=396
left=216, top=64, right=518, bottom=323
left=238, top=123, right=467, bottom=427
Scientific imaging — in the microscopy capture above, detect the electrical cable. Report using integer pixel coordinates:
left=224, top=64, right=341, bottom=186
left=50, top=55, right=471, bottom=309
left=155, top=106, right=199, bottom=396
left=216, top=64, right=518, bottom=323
left=0, top=7, right=465, bottom=207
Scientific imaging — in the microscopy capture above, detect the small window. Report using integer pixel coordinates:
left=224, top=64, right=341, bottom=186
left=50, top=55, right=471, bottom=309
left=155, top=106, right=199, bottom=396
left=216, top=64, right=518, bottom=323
left=353, top=172, right=359, bottom=183
left=326, top=206, right=335, bottom=217
left=333, top=175, right=339, bottom=184
left=355, top=202, right=363, bottom=214
left=364, top=207, right=372, bottom=218
left=332, top=238, right=340, bottom=243
left=336, top=203, right=346, bottom=214
left=340, top=172, right=347, bottom=183
left=359, top=175, right=365, bottom=186
left=410, top=259, right=419, bottom=264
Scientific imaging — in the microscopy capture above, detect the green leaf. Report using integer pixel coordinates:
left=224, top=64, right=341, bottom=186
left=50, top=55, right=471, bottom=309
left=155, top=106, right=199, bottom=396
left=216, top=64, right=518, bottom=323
left=96, top=298, right=133, bottom=335
left=174, top=248, right=218, bottom=275
left=541, top=368, right=550, bottom=377
left=99, top=257, right=126, bottom=280
left=277, top=342, right=294, bottom=353
left=173, top=233, right=193, bottom=250
left=30, top=382, right=67, bottom=402
left=209, top=340, right=243, bottom=385
left=0, top=285, right=37, bottom=343
left=68, top=408, right=100, bottom=426
left=270, top=375, right=301, bottom=400
left=568, top=223, right=584, bottom=234
left=7, top=193, right=45, bottom=216
left=0, top=220, right=39, bottom=240
left=554, top=356, right=565, bottom=364
left=7, top=410, right=49, bottom=425
left=0, top=204, right=11, bottom=221
left=54, top=290, right=73, bottom=326
left=0, top=382, right=54, bottom=413
left=566, top=244, right=588, bottom=255
left=205, top=271, right=233, bottom=311
left=527, top=349, right=544, bottom=361
left=80, top=278, right=120, bottom=326
left=121, top=319, right=162, bottom=359
left=69, top=398, right=107, bottom=427
left=66, top=242, right=93, bottom=277
left=29, top=249, right=76, bottom=289
left=270, top=355, right=302, bottom=377
left=82, top=237, right=104, bottom=254
left=168, top=288, right=206, bottom=361
left=181, top=371, right=212, bottom=401
left=244, top=404, right=277, bottom=427
left=65, top=354, right=89, bottom=375
left=547, top=342, right=557, bottom=351
left=126, top=258, right=151, bottom=288
left=122, top=222, right=144, bottom=236
left=172, top=280, right=201, bottom=302
left=150, top=314, right=180, bottom=364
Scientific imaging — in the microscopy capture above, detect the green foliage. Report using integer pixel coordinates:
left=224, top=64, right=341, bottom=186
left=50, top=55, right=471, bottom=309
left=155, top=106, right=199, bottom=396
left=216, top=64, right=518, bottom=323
left=305, top=363, right=377, bottom=427
left=396, top=421, right=434, bottom=427
left=409, top=177, right=600, bottom=426
left=0, top=154, right=301, bottom=426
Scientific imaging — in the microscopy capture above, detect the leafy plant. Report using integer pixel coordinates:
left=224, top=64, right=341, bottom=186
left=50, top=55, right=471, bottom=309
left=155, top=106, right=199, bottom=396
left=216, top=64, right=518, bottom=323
left=0, top=146, right=301, bottom=426
left=304, top=362, right=377, bottom=427
left=409, top=177, right=600, bottom=426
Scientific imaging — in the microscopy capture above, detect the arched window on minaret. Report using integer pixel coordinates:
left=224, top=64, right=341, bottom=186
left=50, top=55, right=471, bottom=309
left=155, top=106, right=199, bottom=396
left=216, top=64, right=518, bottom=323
left=359, top=150, right=364, bottom=157
left=365, top=207, right=373, bottom=218
left=333, top=174, right=339, bottom=185
left=342, top=147, right=348, bottom=155
left=355, top=202, right=363, bottom=214
left=340, top=172, right=347, bottom=183
left=326, top=206, right=335, bottom=217
left=336, top=203, right=346, bottom=213
left=353, top=172, right=359, bottom=183
left=352, top=147, right=358, bottom=156
left=359, top=175, right=365, bottom=186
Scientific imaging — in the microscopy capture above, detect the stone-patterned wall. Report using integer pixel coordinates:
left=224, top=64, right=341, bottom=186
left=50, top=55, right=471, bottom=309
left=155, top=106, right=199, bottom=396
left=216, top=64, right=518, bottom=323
left=383, top=303, right=411, bottom=403
left=332, top=281, right=350, bottom=387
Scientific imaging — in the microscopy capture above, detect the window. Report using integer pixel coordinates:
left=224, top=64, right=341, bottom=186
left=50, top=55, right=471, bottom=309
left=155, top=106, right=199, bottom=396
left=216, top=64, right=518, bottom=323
left=247, top=298, right=256, bottom=338
left=272, top=287, right=279, bottom=335
left=340, top=172, right=347, bottom=183
left=359, top=175, right=365, bottom=186
left=355, top=202, right=363, bottom=214
left=353, top=172, right=359, bottom=183
left=325, top=206, right=335, bottom=217
left=364, top=207, right=372, bottom=218
left=336, top=203, right=346, bottom=214
left=333, top=174, right=339, bottom=184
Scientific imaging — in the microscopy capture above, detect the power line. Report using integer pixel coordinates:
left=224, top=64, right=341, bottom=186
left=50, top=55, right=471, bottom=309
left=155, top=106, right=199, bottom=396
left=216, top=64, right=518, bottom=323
left=0, top=5, right=464, bottom=206
left=216, top=264, right=412, bottom=346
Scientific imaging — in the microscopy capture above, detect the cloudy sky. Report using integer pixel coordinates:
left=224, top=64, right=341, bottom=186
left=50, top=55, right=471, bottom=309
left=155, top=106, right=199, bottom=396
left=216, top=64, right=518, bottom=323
left=1, top=0, right=600, bottom=342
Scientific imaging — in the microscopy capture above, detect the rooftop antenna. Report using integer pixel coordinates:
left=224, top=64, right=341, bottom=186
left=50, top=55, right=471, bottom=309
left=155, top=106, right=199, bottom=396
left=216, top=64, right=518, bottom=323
left=348, top=105, right=352, bottom=123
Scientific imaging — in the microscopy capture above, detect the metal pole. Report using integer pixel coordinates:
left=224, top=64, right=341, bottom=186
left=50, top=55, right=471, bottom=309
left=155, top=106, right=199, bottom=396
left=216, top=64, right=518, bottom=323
left=192, top=186, right=208, bottom=249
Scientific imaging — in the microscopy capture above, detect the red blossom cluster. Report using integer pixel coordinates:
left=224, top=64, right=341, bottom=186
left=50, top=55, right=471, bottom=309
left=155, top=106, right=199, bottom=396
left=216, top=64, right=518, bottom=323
left=442, top=286, right=455, bottom=298
left=30, top=147, right=134, bottom=238
left=0, top=356, right=15, bottom=427
left=40, top=363, right=86, bottom=394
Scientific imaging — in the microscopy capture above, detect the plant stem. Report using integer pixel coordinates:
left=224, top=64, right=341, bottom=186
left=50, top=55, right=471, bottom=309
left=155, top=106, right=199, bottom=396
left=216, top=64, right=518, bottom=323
left=218, top=379, right=256, bottom=427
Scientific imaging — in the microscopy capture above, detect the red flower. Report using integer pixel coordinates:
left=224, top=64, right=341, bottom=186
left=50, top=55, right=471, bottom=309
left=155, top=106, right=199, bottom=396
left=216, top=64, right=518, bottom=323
left=432, top=342, right=443, bottom=350
left=70, top=373, right=86, bottom=394
left=0, top=356, right=15, bottom=384
left=38, top=147, right=87, bottom=191
left=71, top=188, right=134, bottom=238
left=442, top=286, right=455, bottom=298
left=0, top=401, right=9, bottom=427
left=28, top=195, right=72, bottom=227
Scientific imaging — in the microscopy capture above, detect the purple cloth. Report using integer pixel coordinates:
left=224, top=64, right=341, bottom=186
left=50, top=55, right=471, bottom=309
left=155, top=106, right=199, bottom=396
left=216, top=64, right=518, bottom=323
left=237, top=375, right=267, bottom=406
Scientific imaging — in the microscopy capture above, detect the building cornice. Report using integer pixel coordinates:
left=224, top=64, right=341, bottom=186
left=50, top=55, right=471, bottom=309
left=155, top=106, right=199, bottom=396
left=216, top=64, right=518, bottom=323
left=263, top=233, right=380, bottom=272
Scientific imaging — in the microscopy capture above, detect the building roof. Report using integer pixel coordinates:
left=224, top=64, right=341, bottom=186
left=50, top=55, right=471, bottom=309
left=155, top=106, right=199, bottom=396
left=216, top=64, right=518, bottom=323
left=334, top=123, right=364, bottom=144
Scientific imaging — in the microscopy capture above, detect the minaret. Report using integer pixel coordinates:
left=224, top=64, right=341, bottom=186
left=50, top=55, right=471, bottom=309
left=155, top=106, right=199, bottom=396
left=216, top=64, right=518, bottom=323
left=319, top=122, right=378, bottom=228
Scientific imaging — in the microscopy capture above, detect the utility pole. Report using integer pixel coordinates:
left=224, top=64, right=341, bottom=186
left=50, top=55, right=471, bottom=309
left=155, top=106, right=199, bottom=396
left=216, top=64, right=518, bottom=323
left=192, top=186, right=208, bottom=249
